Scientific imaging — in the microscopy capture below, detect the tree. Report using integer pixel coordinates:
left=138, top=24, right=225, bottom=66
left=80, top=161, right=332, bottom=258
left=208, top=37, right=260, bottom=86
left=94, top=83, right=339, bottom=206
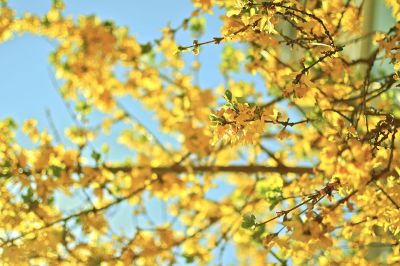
left=0, top=0, right=399, bottom=264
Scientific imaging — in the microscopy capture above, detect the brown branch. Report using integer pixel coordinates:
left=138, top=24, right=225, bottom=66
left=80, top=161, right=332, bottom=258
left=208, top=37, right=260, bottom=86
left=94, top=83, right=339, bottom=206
left=333, top=0, right=351, bottom=35
left=329, top=168, right=400, bottom=211
left=0, top=178, right=157, bottom=247
left=256, top=194, right=325, bottom=226
left=21, top=161, right=314, bottom=189
left=45, top=109, right=62, bottom=144
left=5, top=163, right=313, bottom=246
left=298, top=47, right=342, bottom=77
left=223, top=118, right=311, bottom=127
left=179, top=1, right=339, bottom=51
left=374, top=183, right=400, bottom=209
left=262, top=2, right=335, bottom=45
left=259, top=144, right=285, bottom=167
left=104, top=164, right=314, bottom=175
left=256, top=180, right=340, bottom=226
left=333, top=216, right=378, bottom=231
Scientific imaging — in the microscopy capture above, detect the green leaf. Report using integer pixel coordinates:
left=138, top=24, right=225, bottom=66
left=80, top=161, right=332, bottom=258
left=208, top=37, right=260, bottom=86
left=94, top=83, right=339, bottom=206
left=47, top=196, right=55, bottom=205
left=102, top=20, right=115, bottom=29
left=140, top=42, right=152, bottom=54
left=224, top=90, right=233, bottom=102
left=49, top=165, right=63, bottom=177
left=209, top=114, right=218, bottom=121
left=52, top=0, right=62, bottom=6
left=189, top=16, right=206, bottom=37
left=209, top=114, right=226, bottom=124
left=22, top=188, right=34, bottom=204
left=91, top=150, right=101, bottom=162
left=269, top=196, right=283, bottom=211
left=5, top=117, right=17, bottom=129
left=252, top=225, right=266, bottom=241
left=41, top=17, right=50, bottom=27
left=175, top=46, right=190, bottom=54
left=241, top=213, right=256, bottom=229
left=266, top=188, right=283, bottom=210
left=75, top=101, right=91, bottom=116
left=183, top=254, right=195, bottom=263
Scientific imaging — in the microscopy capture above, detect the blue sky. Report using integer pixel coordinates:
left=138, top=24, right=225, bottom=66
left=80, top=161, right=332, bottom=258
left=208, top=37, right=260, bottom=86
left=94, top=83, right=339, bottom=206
left=0, top=1, right=242, bottom=264
left=3, top=1, right=393, bottom=264
left=0, top=1, right=269, bottom=167
left=0, top=0, right=225, bottom=151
